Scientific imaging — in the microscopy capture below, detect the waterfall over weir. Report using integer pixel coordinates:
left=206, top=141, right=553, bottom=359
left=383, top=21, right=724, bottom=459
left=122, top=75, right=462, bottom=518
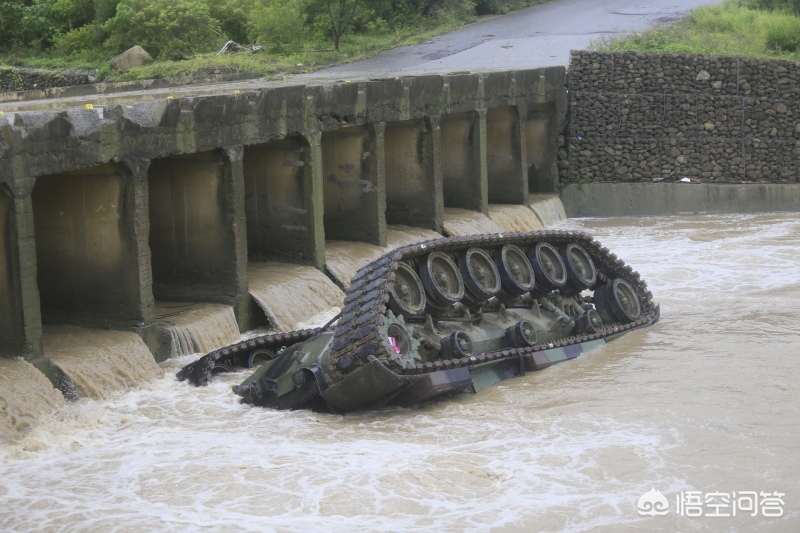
left=248, top=262, right=344, bottom=332
left=0, top=358, right=65, bottom=445
left=488, top=204, right=545, bottom=232
left=325, top=241, right=389, bottom=288
left=386, top=225, right=442, bottom=248
left=42, top=326, right=161, bottom=400
left=155, top=303, right=241, bottom=358
left=443, top=208, right=504, bottom=236
left=528, top=194, right=567, bottom=227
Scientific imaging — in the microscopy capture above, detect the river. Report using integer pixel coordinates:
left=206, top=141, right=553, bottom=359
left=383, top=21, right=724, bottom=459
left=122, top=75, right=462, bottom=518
left=1, top=213, right=798, bottom=532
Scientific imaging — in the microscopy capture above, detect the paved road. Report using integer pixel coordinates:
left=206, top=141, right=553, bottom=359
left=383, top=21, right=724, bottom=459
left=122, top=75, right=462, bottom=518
left=308, top=0, right=723, bottom=78
left=2, top=0, right=722, bottom=111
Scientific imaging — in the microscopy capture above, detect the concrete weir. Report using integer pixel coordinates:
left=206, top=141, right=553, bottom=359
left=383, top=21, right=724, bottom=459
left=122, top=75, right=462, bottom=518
left=0, top=67, right=567, bottom=390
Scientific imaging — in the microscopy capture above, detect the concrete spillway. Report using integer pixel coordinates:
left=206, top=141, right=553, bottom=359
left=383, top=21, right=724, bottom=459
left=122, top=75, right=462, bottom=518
left=0, top=67, right=571, bottom=435
left=42, top=326, right=161, bottom=400
left=248, top=262, right=344, bottom=332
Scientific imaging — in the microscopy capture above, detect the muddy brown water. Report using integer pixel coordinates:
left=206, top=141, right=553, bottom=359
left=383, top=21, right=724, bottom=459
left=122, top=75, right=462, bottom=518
left=1, top=213, right=799, bottom=532
left=155, top=302, right=241, bottom=357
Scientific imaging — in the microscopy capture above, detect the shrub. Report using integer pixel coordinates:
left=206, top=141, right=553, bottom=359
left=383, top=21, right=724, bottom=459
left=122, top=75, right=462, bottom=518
left=248, top=0, right=308, bottom=53
left=209, top=0, right=256, bottom=44
left=103, top=0, right=222, bottom=58
left=765, top=16, right=800, bottom=50
left=743, top=0, right=800, bottom=15
left=53, top=25, right=99, bottom=55
left=0, top=1, right=26, bottom=49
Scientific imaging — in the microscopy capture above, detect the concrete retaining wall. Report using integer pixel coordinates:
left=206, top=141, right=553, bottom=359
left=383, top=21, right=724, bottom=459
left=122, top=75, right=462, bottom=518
left=561, top=182, right=800, bottom=217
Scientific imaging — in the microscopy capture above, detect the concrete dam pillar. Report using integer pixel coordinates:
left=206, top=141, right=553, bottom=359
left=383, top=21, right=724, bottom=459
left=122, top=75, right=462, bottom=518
left=441, top=110, right=488, bottom=214
left=384, top=116, right=443, bottom=233
left=0, top=185, right=42, bottom=363
left=487, top=105, right=528, bottom=205
left=526, top=102, right=559, bottom=194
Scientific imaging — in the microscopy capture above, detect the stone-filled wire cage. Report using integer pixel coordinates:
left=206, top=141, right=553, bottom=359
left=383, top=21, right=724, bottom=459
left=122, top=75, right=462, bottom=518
left=562, top=51, right=800, bottom=184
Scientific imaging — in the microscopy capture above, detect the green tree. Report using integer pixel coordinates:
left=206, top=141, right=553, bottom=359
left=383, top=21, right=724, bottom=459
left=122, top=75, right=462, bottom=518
left=325, top=0, right=358, bottom=51
left=248, top=0, right=307, bottom=53
left=103, top=0, right=222, bottom=58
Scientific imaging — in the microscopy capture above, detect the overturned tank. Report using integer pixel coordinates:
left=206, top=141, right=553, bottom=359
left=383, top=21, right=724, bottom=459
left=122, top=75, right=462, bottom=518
left=177, top=230, right=659, bottom=412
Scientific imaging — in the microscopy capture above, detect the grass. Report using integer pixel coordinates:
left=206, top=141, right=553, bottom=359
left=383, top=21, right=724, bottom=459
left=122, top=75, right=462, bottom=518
left=592, top=0, right=800, bottom=60
left=112, top=20, right=468, bottom=82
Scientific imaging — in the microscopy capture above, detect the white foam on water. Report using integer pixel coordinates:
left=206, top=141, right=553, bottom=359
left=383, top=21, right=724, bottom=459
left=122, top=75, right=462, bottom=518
left=0, top=362, right=685, bottom=533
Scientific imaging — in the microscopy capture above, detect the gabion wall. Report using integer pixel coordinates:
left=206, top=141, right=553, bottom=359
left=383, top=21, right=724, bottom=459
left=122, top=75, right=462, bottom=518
left=562, top=51, right=800, bottom=184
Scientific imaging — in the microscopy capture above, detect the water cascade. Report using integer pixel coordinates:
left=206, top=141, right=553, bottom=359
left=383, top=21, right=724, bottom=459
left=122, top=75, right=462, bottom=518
left=528, top=193, right=567, bottom=227
left=325, top=240, right=389, bottom=287
left=248, top=262, right=345, bottom=331
left=0, top=358, right=65, bottom=444
left=386, top=225, right=442, bottom=248
left=443, top=208, right=504, bottom=236
left=42, top=326, right=161, bottom=400
left=155, top=303, right=240, bottom=358
left=488, top=204, right=544, bottom=232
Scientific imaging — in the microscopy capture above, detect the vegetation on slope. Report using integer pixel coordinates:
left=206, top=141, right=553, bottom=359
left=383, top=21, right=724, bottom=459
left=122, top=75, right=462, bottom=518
left=594, top=0, right=800, bottom=59
left=0, top=0, right=551, bottom=82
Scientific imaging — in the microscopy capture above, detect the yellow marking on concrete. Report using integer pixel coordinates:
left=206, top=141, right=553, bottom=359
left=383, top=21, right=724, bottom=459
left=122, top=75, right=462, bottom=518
left=233, top=90, right=240, bottom=94
left=84, top=104, right=94, bottom=109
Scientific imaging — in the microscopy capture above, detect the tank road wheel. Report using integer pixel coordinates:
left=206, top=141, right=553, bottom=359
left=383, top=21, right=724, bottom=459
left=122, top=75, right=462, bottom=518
left=459, top=247, right=502, bottom=302
left=494, top=244, right=536, bottom=301
left=247, top=349, right=276, bottom=369
left=440, top=331, right=474, bottom=359
left=528, top=242, right=567, bottom=295
left=593, top=278, right=642, bottom=324
left=560, top=243, right=597, bottom=294
left=505, top=320, right=538, bottom=348
left=419, top=251, right=465, bottom=306
left=388, top=262, right=427, bottom=318
left=574, top=309, right=604, bottom=335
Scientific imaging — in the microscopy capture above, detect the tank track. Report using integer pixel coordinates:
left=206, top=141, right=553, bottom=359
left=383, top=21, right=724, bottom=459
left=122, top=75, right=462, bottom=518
left=176, top=327, right=324, bottom=386
left=178, top=229, right=658, bottom=388
left=323, top=229, right=658, bottom=382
